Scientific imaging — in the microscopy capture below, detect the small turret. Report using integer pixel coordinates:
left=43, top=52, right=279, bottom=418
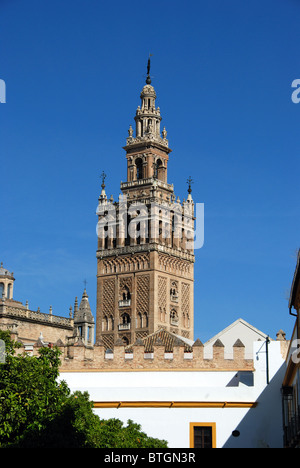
left=73, top=288, right=95, bottom=346
left=0, top=262, right=15, bottom=300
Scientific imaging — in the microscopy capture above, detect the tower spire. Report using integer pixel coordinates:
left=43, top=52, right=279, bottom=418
left=99, top=171, right=107, bottom=204
left=187, top=176, right=193, bottom=194
left=146, top=54, right=152, bottom=84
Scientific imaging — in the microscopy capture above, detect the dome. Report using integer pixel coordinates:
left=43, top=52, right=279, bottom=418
left=140, top=84, right=156, bottom=98
left=0, top=262, right=13, bottom=278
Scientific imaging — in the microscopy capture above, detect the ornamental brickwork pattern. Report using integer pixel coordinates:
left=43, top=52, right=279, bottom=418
left=136, top=275, right=150, bottom=315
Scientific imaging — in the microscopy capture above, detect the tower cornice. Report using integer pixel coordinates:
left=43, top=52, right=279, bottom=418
left=123, top=140, right=172, bottom=154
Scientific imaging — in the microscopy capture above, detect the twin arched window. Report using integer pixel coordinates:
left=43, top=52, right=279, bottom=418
left=137, top=312, right=148, bottom=328
left=0, top=282, right=12, bottom=299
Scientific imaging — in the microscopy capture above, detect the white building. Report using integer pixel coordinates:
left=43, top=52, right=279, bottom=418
left=203, top=318, right=269, bottom=360
left=60, top=337, right=287, bottom=448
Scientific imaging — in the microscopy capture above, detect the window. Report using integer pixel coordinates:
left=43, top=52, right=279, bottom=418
left=136, top=158, right=143, bottom=180
left=190, top=423, right=216, bottom=449
left=121, top=313, right=130, bottom=325
left=156, top=159, right=164, bottom=181
left=122, top=287, right=131, bottom=301
left=122, top=336, right=129, bottom=346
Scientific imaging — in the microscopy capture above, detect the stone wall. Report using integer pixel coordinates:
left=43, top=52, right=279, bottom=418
left=0, top=301, right=73, bottom=344
left=18, top=337, right=254, bottom=372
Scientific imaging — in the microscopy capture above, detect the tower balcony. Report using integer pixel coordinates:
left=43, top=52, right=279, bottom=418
left=119, top=299, right=131, bottom=308
left=170, top=317, right=179, bottom=327
left=118, top=323, right=131, bottom=331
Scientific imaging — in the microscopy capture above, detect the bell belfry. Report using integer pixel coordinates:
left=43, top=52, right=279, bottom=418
left=96, top=60, right=195, bottom=348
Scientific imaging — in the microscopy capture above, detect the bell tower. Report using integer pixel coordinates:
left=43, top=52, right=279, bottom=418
left=96, top=60, right=195, bottom=349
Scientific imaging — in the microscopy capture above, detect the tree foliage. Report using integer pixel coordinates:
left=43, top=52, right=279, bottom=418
left=0, top=331, right=168, bottom=448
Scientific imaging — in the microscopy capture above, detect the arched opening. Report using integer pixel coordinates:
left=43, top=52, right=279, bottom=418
left=122, top=336, right=129, bottom=346
left=170, top=309, right=179, bottom=326
left=119, top=313, right=131, bottom=330
left=103, top=316, right=109, bottom=331
left=0, top=283, right=4, bottom=298
left=143, top=312, right=148, bottom=328
left=121, top=313, right=130, bottom=325
left=137, top=312, right=142, bottom=328
left=136, top=158, right=143, bottom=180
left=156, top=159, right=164, bottom=181
left=110, top=315, right=114, bottom=331
left=122, top=286, right=131, bottom=301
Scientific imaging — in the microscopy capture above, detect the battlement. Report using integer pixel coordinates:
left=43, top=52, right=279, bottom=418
left=17, top=337, right=255, bottom=372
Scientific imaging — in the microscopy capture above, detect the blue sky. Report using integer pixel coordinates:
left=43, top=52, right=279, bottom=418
left=1, top=0, right=299, bottom=343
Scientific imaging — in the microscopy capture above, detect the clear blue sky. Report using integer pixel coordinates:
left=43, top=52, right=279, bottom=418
left=1, top=0, right=299, bottom=343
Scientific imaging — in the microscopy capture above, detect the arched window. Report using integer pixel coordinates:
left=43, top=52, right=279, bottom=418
left=170, top=309, right=178, bottom=326
left=0, top=283, right=4, bottom=298
left=136, top=158, right=143, bottom=180
left=121, top=313, right=130, bottom=325
left=156, top=159, right=164, bottom=181
left=143, top=312, right=148, bottom=328
left=137, top=312, right=142, bottom=328
left=103, top=316, right=109, bottom=331
left=122, top=286, right=131, bottom=301
left=110, top=315, right=114, bottom=331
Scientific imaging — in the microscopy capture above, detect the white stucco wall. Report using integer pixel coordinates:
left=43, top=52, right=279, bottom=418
left=59, top=341, right=286, bottom=448
left=204, top=319, right=268, bottom=359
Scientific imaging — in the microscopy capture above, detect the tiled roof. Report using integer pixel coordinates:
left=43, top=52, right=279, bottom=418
left=126, top=328, right=195, bottom=353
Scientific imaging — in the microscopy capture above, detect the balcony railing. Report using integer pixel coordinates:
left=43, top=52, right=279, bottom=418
left=118, top=323, right=131, bottom=331
left=170, top=318, right=179, bottom=327
left=119, top=299, right=131, bottom=308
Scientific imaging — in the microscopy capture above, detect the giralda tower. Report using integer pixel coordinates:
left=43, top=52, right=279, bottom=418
left=96, top=60, right=195, bottom=348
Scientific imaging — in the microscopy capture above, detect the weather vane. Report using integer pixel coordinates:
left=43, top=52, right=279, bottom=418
left=187, top=176, right=193, bottom=194
left=146, top=53, right=153, bottom=84
left=100, top=171, right=106, bottom=189
left=83, top=279, right=87, bottom=289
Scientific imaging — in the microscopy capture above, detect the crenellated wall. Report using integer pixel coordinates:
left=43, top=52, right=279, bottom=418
left=18, top=337, right=254, bottom=372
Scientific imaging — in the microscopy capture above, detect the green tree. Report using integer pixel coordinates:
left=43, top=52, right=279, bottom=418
left=0, top=330, right=70, bottom=447
left=0, top=331, right=168, bottom=448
